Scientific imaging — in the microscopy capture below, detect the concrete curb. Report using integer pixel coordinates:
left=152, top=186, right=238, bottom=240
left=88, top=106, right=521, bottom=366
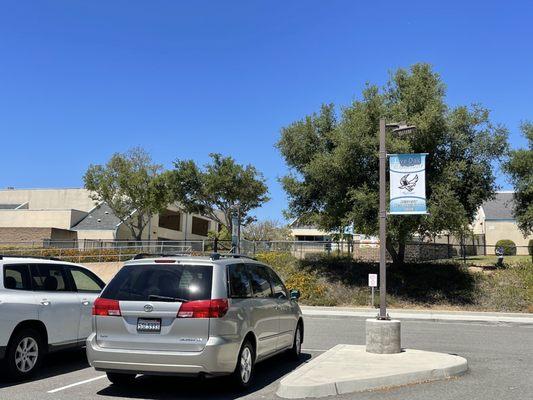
left=277, top=345, right=468, bottom=398
left=301, top=306, right=533, bottom=325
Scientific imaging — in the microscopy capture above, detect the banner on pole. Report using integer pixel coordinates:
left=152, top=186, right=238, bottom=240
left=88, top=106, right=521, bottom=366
left=389, top=153, right=427, bottom=215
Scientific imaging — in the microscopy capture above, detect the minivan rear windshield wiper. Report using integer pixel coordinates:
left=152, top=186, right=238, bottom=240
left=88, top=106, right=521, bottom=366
left=148, top=295, right=189, bottom=303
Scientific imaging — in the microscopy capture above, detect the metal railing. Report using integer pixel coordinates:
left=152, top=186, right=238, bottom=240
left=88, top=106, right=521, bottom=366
left=0, top=239, right=530, bottom=263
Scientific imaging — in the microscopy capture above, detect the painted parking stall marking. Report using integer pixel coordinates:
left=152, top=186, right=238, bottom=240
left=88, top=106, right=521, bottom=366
left=47, top=375, right=106, bottom=393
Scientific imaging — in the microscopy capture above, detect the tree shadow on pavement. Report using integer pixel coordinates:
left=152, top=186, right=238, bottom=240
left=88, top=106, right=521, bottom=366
left=96, top=352, right=312, bottom=400
left=0, top=347, right=89, bottom=389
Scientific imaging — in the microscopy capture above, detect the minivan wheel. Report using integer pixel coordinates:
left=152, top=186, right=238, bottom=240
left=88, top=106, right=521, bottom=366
left=6, top=329, right=43, bottom=380
left=106, top=372, right=136, bottom=385
left=289, top=324, right=303, bottom=360
left=232, top=340, right=255, bottom=388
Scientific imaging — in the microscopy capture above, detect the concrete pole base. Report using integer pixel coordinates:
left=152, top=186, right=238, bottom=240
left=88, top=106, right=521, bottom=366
left=365, top=318, right=401, bottom=354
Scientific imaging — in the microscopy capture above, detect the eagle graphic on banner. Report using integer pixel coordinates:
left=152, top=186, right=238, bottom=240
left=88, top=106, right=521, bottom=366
left=398, top=174, right=418, bottom=192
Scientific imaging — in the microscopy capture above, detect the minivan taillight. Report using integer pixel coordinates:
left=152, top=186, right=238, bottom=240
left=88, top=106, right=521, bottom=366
left=177, top=299, right=229, bottom=318
left=92, top=298, right=121, bottom=317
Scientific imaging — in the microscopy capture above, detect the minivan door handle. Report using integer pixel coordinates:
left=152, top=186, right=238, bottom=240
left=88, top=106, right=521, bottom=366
left=82, top=300, right=90, bottom=306
left=40, top=300, right=51, bottom=306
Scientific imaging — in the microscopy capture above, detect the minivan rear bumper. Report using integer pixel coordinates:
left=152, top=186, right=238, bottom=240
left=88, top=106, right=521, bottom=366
left=86, top=333, right=240, bottom=376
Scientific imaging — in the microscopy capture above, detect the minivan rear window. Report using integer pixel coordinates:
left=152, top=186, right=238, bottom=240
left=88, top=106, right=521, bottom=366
left=101, top=264, right=212, bottom=302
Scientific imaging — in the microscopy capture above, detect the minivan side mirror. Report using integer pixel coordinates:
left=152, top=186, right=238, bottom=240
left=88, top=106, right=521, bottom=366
left=290, top=290, right=301, bottom=301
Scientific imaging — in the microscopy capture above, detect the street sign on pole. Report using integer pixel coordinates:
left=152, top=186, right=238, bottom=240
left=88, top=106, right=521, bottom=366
left=368, top=274, right=378, bottom=287
left=369, top=273, right=377, bottom=307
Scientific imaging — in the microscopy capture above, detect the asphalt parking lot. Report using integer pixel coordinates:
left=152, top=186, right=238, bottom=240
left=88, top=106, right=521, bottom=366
left=1, top=316, right=532, bottom=400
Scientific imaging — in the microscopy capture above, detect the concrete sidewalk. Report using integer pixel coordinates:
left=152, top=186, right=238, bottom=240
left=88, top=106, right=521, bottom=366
left=301, top=306, right=533, bottom=324
left=277, top=345, right=468, bottom=398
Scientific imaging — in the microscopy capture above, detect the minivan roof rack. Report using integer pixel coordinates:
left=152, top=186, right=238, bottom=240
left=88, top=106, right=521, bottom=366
left=0, top=254, right=62, bottom=261
left=210, top=253, right=257, bottom=261
left=132, top=253, right=191, bottom=260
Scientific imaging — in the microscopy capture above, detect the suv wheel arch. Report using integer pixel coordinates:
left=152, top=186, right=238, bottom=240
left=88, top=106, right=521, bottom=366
left=9, top=320, right=48, bottom=353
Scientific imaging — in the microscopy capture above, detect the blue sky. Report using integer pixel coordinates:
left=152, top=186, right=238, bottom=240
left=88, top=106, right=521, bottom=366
left=0, top=1, right=531, bottom=221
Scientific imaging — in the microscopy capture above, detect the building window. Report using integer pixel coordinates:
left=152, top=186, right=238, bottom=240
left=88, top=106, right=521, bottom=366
left=296, top=235, right=328, bottom=241
left=159, top=210, right=181, bottom=231
left=191, top=217, right=209, bottom=236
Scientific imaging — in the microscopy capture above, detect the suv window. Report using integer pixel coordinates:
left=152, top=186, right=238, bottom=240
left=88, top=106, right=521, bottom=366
left=101, top=264, right=212, bottom=302
left=247, top=264, right=273, bottom=298
left=268, top=268, right=288, bottom=299
left=3, top=264, right=32, bottom=290
left=228, top=263, right=252, bottom=298
left=30, top=264, right=69, bottom=292
left=69, top=267, right=105, bottom=293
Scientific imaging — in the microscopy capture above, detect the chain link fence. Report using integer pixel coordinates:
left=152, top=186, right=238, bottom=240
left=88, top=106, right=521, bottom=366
left=0, top=238, right=530, bottom=263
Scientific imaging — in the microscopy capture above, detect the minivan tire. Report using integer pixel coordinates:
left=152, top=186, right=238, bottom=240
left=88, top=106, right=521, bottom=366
left=106, top=372, right=136, bottom=385
left=232, top=340, right=255, bottom=389
left=288, top=323, right=303, bottom=360
left=5, top=328, right=44, bottom=380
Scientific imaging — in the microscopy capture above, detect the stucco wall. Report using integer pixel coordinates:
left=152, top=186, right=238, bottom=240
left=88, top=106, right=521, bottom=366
left=485, top=220, right=532, bottom=255
left=113, top=212, right=220, bottom=241
left=0, top=209, right=88, bottom=229
left=0, top=188, right=95, bottom=212
left=84, top=261, right=123, bottom=283
left=76, top=230, right=116, bottom=241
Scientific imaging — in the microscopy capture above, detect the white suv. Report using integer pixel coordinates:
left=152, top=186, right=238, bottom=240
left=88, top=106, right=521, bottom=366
left=0, top=256, right=105, bottom=379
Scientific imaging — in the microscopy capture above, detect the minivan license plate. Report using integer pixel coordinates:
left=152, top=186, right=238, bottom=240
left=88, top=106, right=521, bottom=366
left=137, top=318, right=161, bottom=333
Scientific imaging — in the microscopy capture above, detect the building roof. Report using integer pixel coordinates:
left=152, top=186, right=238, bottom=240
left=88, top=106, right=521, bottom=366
left=0, top=204, right=23, bottom=209
left=72, top=203, right=122, bottom=231
left=481, top=192, right=516, bottom=220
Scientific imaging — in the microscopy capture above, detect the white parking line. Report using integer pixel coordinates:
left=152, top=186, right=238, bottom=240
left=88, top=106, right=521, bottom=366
left=45, top=350, right=327, bottom=394
left=47, top=375, right=106, bottom=393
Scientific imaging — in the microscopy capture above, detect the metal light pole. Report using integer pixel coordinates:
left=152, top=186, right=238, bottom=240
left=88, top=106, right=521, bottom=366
left=231, top=203, right=242, bottom=254
left=378, top=118, right=388, bottom=320
left=368, top=118, right=416, bottom=354
left=378, top=119, right=417, bottom=320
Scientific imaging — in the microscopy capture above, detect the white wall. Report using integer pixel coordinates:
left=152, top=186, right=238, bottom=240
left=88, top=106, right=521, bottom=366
left=0, top=209, right=87, bottom=229
left=0, top=188, right=95, bottom=212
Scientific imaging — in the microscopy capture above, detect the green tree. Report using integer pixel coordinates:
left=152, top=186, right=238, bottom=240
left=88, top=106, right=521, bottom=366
left=83, top=147, right=172, bottom=240
left=169, top=153, right=270, bottom=234
left=278, top=63, right=508, bottom=265
left=243, top=219, right=292, bottom=241
left=503, top=122, right=533, bottom=236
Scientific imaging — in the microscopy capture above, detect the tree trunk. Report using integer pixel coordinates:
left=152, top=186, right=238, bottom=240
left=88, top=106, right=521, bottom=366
left=385, top=239, right=398, bottom=264
left=385, top=238, right=406, bottom=266
left=397, top=240, right=406, bottom=266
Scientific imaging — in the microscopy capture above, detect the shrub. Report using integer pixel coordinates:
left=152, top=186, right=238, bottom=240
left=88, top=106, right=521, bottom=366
left=477, top=261, right=533, bottom=312
left=495, top=239, right=517, bottom=256
left=255, top=252, right=297, bottom=279
left=256, top=251, right=335, bottom=305
left=284, top=271, right=334, bottom=306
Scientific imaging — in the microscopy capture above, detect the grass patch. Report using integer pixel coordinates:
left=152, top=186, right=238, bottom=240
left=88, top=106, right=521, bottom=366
left=256, top=252, right=533, bottom=312
left=459, top=255, right=531, bottom=267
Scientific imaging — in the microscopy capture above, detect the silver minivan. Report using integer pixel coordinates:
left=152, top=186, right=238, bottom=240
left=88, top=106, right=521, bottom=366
left=86, top=254, right=303, bottom=387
